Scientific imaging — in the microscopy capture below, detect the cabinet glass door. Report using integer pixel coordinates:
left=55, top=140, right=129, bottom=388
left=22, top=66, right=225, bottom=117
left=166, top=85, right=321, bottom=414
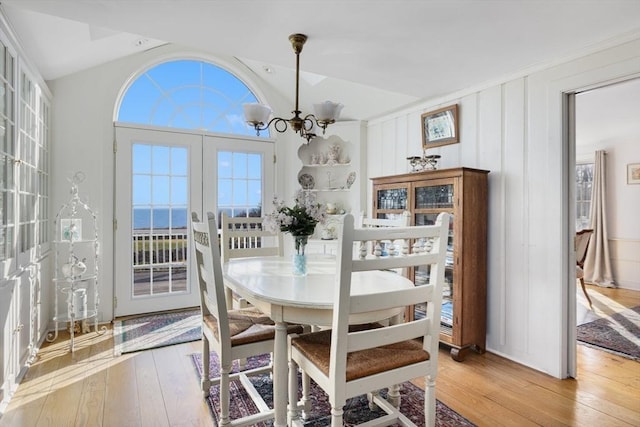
left=414, top=183, right=453, bottom=210
left=413, top=212, right=454, bottom=334
left=376, top=187, right=407, bottom=211
left=413, top=183, right=455, bottom=337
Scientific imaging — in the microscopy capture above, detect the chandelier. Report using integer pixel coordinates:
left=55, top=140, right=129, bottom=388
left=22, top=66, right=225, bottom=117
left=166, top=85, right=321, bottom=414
left=243, top=34, right=343, bottom=142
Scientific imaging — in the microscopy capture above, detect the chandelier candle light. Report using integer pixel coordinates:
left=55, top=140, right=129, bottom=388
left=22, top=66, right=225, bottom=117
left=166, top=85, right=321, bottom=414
left=263, top=190, right=326, bottom=276
left=243, top=34, right=343, bottom=142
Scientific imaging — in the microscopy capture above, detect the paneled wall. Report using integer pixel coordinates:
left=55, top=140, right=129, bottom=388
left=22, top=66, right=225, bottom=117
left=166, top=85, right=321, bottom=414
left=366, top=37, right=640, bottom=377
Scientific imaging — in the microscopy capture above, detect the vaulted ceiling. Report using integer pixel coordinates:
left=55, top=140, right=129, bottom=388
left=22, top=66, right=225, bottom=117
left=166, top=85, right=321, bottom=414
left=3, top=1, right=640, bottom=121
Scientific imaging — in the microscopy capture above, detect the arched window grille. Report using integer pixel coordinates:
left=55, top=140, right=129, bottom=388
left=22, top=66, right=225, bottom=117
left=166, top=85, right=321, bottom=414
left=117, top=59, right=268, bottom=137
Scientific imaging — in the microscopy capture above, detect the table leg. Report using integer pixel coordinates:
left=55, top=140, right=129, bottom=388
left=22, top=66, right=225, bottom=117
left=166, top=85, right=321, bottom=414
left=273, top=321, right=288, bottom=427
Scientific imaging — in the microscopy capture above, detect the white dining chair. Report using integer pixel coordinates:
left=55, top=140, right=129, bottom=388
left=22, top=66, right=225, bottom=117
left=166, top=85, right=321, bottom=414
left=287, top=212, right=450, bottom=427
left=358, top=210, right=411, bottom=264
left=220, top=213, right=283, bottom=262
left=191, top=212, right=303, bottom=426
left=220, top=212, right=313, bottom=412
left=358, top=210, right=411, bottom=229
left=220, top=212, right=283, bottom=309
left=358, top=210, right=412, bottom=323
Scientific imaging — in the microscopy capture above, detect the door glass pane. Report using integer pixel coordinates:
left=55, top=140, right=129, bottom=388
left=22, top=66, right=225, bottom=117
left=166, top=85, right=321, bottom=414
left=217, top=151, right=263, bottom=221
left=132, top=143, right=188, bottom=297
left=132, top=144, right=151, bottom=173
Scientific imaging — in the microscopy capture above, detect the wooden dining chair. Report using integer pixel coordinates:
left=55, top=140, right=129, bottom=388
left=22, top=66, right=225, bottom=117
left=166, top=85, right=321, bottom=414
left=220, top=213, right=283, bottom=309
left=191, top=212, right=303, bottom=426
left=575, top=228, right=594, bottom=309
left=288, top=212, right=450, bottom=427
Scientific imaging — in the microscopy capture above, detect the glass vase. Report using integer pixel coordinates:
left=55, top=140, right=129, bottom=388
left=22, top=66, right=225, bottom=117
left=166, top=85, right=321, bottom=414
left=292, top=234, right=309, bottom=276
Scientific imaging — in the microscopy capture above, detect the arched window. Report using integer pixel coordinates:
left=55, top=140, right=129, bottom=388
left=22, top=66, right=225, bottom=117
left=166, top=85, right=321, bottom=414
left=113, top=58, right=276, bottom=315
left=117, top=59, right=268, bottom=137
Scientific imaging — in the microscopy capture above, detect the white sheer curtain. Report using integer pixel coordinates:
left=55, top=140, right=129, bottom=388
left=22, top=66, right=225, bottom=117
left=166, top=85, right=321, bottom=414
left=584, top=150, right=615, bottom=287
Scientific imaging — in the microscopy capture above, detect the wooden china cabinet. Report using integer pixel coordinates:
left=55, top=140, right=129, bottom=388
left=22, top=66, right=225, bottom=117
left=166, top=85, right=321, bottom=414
left=371, top=167, right=489, bottom=361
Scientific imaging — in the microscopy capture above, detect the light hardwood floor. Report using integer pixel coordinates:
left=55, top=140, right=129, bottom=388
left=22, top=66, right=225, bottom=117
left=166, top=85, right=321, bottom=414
left=1, top=285, right=638, bottom=426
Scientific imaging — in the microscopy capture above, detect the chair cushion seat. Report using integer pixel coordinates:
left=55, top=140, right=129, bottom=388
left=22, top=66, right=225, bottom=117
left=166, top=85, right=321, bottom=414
left=291, top=324, right=430, bottom=381
left=204, top=306, right=303, bottom=346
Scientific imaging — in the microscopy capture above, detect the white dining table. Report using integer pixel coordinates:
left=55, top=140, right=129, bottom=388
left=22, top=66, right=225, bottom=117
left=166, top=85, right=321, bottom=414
left=222, top=254, right=415, bottom=427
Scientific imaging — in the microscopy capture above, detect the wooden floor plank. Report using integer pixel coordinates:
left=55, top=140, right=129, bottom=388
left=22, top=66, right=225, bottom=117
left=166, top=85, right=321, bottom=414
left=152, top=343, right=210, bottom=427
left=134, top=349, right=170, bottom=427
left=74, top=330, right=113, bottom=426
left=102, top=353, right=142, bottom=426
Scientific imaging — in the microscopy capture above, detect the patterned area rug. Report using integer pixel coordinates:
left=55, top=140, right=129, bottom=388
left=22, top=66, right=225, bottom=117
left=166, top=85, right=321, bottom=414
left=113, top=309, right=201, bottom=355
left=577, top=306, right=640, bottom=360
left=191, top=353, right=475, bottom=427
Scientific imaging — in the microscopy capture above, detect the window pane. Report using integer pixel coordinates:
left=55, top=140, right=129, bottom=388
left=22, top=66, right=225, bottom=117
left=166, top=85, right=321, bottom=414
left=576, top=163, right=593, bottom=231
left=152, top=146, right=170, bottom=174
left=218, top=151, right=232, bottom=178
left=152, top=176, right=170, bottom=205
left=133, top=144, right=151, bottom=174
left=233, top=153, right=247, bottom=178
left=248, top=154, right=262, bottom=179
left=171, top=147, right=187, bottom=175
left=232, top=181, right=248, bottom=205
left=153, top=99, right=176, bottom=126
left=171, top=208, right=188, bottom=229
left=248, top=180, right=261, bottom=206
left=133, top=175, right=151, bottom=206
left=218, top=179, right=232, bottom=205
left=171, top=176, right=187, bottom=205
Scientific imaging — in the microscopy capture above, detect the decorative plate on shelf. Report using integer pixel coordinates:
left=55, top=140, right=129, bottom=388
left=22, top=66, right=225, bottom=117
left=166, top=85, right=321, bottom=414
left=346, top=171, right=356, bottom=189
left=298, top=173, right=315, bottom=189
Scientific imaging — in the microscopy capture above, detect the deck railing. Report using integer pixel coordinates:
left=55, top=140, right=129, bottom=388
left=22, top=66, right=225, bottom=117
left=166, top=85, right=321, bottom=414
left=132, top=226, right=263, bottom=267
left=133, top=229, right=189, bottom=267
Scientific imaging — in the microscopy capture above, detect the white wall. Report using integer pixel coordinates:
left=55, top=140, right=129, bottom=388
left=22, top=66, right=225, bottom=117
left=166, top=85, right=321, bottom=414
left=366, top=37, right=640, bottom=378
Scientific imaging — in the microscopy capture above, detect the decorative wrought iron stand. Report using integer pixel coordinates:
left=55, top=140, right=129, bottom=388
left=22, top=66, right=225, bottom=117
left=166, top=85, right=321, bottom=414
left=47, top=172, right=106, bottom=352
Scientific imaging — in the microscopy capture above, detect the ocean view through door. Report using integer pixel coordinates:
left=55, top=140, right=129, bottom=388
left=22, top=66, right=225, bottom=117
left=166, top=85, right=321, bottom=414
left=114, top=127, right=202, bottom=316
left=114, top=127, right=274, bottom=317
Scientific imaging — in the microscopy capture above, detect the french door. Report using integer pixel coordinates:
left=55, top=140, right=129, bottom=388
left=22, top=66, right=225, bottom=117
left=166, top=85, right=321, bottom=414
left=114, top=126, right=274, bottom=317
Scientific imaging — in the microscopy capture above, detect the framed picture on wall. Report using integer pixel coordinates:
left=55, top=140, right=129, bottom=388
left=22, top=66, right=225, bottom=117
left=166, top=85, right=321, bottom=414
left=628, top=163, right=640, bottom=184
left=421, top=104, right=459, bottom=149
left=60, top=218, right=82, bottom=241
